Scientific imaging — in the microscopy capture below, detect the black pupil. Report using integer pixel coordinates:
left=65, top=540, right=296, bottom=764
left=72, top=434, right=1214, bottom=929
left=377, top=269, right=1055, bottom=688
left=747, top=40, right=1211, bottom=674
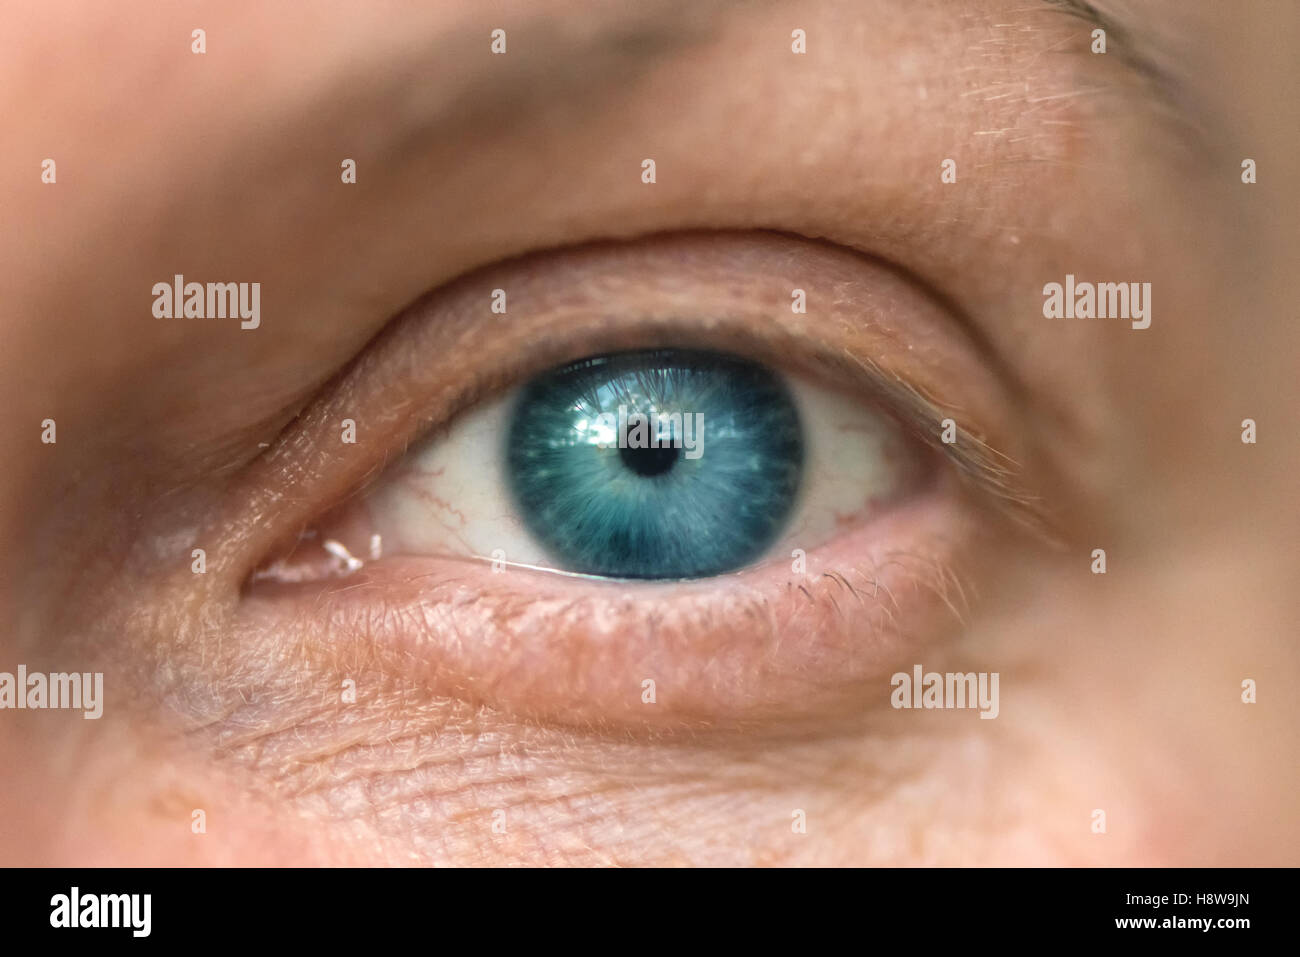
left=619, top=443, right=679, bottom=477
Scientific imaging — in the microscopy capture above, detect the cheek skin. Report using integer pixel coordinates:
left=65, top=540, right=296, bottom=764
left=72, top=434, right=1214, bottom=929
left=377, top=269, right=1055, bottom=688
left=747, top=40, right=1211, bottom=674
left=12, top=550, right=1276, bottom=868
left=50, top=538, right=1030, bottom=869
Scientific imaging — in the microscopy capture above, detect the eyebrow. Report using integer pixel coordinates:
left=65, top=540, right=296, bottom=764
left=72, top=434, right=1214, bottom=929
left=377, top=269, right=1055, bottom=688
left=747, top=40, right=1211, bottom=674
left=1042, top=0, right=1148, bottom=66
left=1037, top=0, right=1207, bottom=146
left=370, top=0, right=1203, bottom=166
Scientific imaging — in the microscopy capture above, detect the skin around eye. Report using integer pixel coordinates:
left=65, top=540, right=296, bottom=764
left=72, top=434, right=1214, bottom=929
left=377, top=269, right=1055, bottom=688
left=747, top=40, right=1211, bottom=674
left=229, top=232, right=1031, bottom=727
left=242, top=347, right=979, bottom=729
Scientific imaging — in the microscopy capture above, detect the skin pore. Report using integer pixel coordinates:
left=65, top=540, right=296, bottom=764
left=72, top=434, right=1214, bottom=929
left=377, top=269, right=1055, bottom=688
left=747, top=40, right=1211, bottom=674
left=0, top=0, right=1296, bottom=865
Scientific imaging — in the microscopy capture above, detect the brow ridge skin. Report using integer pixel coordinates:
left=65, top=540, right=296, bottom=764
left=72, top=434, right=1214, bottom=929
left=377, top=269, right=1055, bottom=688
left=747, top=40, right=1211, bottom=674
left=375, top=0, right=730, bottom=163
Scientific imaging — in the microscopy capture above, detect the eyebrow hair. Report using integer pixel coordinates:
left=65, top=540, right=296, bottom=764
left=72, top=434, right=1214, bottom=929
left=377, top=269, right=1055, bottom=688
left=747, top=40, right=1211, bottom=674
left=1037, top=0, right=1209, bottom=147
left=1041, top=0, right=1151, bottom=71
left=370, top=0, right=1208, bottom=171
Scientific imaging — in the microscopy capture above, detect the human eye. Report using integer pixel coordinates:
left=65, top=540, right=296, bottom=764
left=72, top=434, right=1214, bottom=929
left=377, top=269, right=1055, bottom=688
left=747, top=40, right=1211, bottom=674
left=346, top=343, right=926, bottom=582
left=233, top=232, right=1039, bottom=726
left=278, top=341, right=928, bottom=582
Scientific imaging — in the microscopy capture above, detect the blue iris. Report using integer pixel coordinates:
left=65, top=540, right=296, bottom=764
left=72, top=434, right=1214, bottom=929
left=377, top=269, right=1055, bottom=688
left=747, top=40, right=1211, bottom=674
left=505, top=349, right=804, bottom=579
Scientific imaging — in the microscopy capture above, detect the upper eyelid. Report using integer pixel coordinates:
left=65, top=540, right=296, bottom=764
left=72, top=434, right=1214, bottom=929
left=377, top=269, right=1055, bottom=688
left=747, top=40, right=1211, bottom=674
left=212, top=231, right=1042, bottom=585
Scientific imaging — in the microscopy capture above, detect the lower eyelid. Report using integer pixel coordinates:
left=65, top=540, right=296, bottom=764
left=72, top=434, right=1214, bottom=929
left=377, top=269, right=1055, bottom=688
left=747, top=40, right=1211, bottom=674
left=240, top=466, right=982, bottom=727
